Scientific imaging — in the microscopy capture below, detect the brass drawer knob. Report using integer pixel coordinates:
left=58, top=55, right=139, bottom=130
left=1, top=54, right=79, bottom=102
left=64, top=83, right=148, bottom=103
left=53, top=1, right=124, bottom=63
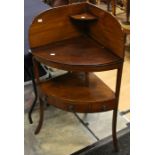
left=68, top=105, right=74, bottom=111
left=102, top=105, right=107, bottom=111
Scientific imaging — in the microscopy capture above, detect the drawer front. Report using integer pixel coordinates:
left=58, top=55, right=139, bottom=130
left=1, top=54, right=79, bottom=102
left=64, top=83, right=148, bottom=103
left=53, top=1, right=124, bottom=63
left=47, top=97, right=116, bottom=113
left=47, top=97, right=90, bottom=113
left=91, top=100, right=116, bottom=112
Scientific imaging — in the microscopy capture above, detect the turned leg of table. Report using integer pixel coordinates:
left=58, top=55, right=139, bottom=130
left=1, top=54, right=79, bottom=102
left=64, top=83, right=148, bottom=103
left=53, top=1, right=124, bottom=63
left=35, top=97, right=44, bottom=135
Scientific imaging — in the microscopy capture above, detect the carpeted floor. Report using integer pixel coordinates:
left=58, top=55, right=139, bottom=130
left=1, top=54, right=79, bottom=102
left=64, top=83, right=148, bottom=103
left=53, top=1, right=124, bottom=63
left=72, top=128, right=130, bottom=155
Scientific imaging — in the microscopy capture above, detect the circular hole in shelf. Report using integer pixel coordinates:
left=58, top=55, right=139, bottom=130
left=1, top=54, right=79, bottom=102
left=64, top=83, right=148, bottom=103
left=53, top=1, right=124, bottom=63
left=50, top=53, right=55, bottom=56
left=81, top=16, right=85, bottom=19
left=37, top=18, right=43, bottom=23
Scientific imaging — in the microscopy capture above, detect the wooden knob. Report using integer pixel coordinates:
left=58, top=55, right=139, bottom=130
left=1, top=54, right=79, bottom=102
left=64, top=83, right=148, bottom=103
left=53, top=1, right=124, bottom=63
left=68, top=105, right=74, bottom=111
left=102, top=105, right=106, bottom=111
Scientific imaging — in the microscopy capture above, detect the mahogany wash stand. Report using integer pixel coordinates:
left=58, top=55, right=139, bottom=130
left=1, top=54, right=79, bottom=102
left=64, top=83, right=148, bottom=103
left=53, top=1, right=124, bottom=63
left=28, top=2, right=125, bottom=152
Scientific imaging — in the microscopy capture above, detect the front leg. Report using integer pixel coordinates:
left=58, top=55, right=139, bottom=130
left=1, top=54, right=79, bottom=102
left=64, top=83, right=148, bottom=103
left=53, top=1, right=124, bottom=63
left=35, top=97, right=44, bottom=135
left=112, top=109, right=119, bottom=152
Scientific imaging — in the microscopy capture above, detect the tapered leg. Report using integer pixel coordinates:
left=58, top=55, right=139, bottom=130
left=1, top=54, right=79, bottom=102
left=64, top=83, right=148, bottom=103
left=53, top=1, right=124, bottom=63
left=35, top=98, right=44, bottom=135
left=28, top=93, right=38, bottom=124
left=28, top=67, right=38, bottom=124
left=112, top=109, right=119, bottom=152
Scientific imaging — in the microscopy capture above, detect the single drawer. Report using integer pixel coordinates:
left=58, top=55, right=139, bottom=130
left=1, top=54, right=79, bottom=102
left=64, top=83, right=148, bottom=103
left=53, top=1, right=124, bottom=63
left=90, top=100, right=116, bottom=112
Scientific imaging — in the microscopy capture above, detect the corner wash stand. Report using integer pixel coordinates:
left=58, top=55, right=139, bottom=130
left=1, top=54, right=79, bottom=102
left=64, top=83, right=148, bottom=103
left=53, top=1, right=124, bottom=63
left=29, top=2, right=125, bottom=152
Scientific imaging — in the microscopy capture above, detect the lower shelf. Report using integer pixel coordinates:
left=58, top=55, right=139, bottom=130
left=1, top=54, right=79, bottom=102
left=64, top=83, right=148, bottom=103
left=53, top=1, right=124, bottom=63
left=39, top=73, right=116, bottom=113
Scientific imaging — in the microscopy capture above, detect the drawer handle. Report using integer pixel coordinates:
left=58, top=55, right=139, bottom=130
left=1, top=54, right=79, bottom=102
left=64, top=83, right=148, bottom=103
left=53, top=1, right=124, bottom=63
left=102, top=105, right=107, bottom=111
left=68, top=105, right=74, bottom=111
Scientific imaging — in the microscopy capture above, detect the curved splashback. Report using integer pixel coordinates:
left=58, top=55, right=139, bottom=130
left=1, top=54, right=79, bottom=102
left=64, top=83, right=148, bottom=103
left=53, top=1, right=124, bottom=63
left=29, top=2, right=125, bottom=58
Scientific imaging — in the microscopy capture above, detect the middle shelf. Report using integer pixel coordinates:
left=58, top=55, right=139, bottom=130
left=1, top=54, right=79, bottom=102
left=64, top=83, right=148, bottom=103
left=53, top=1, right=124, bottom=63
left=39, top=72, right=116, bottom=113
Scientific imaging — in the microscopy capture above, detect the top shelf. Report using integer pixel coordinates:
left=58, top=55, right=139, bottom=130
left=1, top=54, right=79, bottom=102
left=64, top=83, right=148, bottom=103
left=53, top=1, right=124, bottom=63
left=70, top=12, right=97, bottom=21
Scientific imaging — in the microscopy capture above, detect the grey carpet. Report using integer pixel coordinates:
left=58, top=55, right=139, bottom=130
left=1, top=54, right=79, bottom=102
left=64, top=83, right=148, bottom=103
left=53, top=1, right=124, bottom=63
left=72, top=128, right=130, bottom=155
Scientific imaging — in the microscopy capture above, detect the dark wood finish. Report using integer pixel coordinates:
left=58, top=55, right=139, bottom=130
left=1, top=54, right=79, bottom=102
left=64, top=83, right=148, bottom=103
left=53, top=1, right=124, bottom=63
left=87, top=4, right=125, bottom=58
left=28, top=67, right=38, bottom=124
left=27, top=0, right=70, bottom=124
left=29, top=2, right=125, bottom=151
left=39, top=72, right=116, bottom=113
left=115, top=62, right=123, bottom=100
left=29, top=3, right=87, bottom=48
left=112, top=63, right=123, bottom=151
left=32, top=36, right=122, bottom=72
left=112, top=109, right=119, bottom=152
left=85, top=72, right=89, bottom=86
left=34, top=98, right=44, bottom=135
left=28, top=58, right=40, bottom=124
left=25, top=0, right=50, bottom=124
left=29, top=3, right=125, bottom=58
